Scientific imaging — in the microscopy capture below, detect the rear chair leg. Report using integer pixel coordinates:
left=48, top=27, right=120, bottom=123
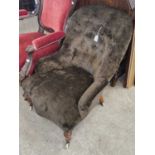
left=110, top=70, right=119, bottom=87
left=99, top=96, right=104, bottom=106
left=64, top=130, right=72, bottom=149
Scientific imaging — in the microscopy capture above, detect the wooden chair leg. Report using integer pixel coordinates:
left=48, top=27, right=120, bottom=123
left=64, top=130, right=72, bottom=149
left=110, top=70, right=119, bottom=87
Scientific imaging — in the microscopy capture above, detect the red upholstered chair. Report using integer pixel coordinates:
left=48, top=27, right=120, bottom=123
left=19, top=0, right=74, bottom=80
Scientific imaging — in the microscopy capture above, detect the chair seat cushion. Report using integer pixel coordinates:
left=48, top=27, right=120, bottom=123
left=22, top=66, right=93, bottom=130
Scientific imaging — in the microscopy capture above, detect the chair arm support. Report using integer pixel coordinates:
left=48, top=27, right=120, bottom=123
left=78, top=79, right=108, bottom=119
left=20, top=45, right=35, bottom=81
left=25, top=45, right=35, bottom=53
left=32, top=32, right=65, bottom=50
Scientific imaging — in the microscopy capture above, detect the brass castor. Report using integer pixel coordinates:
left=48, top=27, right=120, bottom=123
left=65, top=142, right=70, bottom=149
left=99, top=96, right=104, bottom=106
left=64, top=130, right=72, bottom=149
left=29, top=103, right=33, bottom=111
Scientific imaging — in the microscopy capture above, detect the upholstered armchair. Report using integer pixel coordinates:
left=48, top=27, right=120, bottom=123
left=21, top=5, right=133, bottom=148
left=19, top=0, right=77, bottom=81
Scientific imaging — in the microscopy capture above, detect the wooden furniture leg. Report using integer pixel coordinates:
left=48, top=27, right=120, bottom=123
left=124, top=29, right=135, bottom=88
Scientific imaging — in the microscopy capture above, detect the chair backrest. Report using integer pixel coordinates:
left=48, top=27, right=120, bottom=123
left=59, top=5, right=133, bottom=80
left=39, top=0, right=72, bottom=32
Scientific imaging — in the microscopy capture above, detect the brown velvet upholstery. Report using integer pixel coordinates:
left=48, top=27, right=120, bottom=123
left=22, top=5, right=133, bottom=131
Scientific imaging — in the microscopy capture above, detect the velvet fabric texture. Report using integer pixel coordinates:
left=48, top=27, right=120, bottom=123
left=40, top=0, right=72, bottom=32
left=19, top=32, right=44, bottom=70
left=19, top=0, right=72, bottom=75
left=22, top=5, right=133, bottom=131
left=32, top=32, right=65, bottom=50
left=19, top=32, right=60, bottom=74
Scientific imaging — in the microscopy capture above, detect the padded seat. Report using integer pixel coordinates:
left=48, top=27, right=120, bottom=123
left=23, top=66, right=93, bottom=130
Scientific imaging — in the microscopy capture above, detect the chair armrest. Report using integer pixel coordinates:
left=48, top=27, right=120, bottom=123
left=32, top=32, right=65, bottom=50
left=78, top=79, right=108, bottom=119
